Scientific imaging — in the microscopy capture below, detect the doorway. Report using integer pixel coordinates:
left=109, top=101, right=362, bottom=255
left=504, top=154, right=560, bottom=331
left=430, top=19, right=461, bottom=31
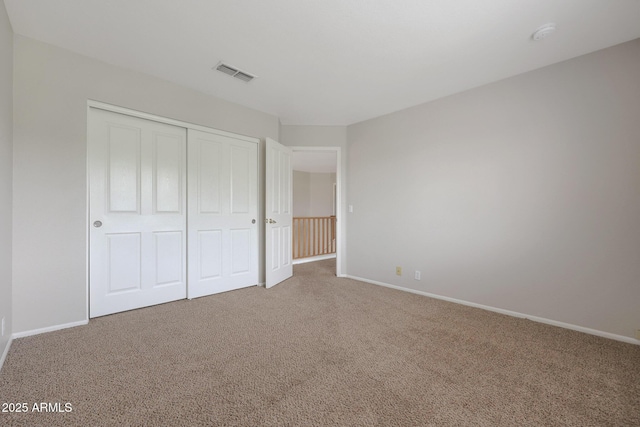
left=290, top=147, right=341, bottom=276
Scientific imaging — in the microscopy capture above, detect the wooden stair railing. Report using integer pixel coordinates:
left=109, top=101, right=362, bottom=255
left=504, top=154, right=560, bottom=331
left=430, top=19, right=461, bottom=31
left=293, top=216, right=336, bottom=259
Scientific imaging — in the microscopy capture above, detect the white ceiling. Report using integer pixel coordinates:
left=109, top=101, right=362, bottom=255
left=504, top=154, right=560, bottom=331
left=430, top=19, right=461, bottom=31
left=4, top=0, right=640, bottom=126
left=292, top=151, right=337, bottom=173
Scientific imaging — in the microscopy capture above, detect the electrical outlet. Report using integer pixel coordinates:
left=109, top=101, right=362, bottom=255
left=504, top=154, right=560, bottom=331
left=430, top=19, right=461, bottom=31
left=396, top=266, right=402, bottom=276
left=636, top=329, right=640, bottom=340
left=415, top=271, right=421, bottom=280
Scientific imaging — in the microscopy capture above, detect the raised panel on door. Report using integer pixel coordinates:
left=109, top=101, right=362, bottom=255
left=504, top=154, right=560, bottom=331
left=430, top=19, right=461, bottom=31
left=108, top=125, right=141, bottom=213
left=153, top=231, right=184, bottom=287
left=198, top=230, right=223, bottom=280
left=230, top=145, right=251, bottom=214
left=107, top=233, right=141, bottom=293
left=153, top=132, right=184, bottom=214
left=198, top=141, right=223, bottom=214
left=90, top=108, right=186, bottom=318
left=270, top=227, right=281, bottom=270
left=268, top=148, right=280, bottom=215
left=231, top=228, right=251, bottom=275
left=281, top=225, right=291, bottom=267
left=280, top=151, right=291, bottom=215
left=187, top=129, right=258, bottom=299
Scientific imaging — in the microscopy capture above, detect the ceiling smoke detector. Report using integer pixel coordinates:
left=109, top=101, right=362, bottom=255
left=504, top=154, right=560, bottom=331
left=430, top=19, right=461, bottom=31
left=214, top=62, right=256, bottom=83
left=531, top=23, right=557, bottom=41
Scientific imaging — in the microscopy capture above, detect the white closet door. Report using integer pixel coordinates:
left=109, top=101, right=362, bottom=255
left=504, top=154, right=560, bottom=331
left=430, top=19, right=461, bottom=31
left=187, top=129, right=258, bottom=298
left=265, top=138, right=293, bottom=288
left=89, top=108, right=187, bottom=318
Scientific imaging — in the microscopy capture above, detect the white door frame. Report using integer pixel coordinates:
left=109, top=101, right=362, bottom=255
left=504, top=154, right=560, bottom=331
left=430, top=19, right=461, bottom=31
left=289, top=146, right=343, bottom=277
left=86, top=100, right=260, bottom=318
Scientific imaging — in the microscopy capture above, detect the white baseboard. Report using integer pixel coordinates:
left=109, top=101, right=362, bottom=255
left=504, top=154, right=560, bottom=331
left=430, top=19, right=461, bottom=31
left=0, top=337, right=12, bottom=372
left=346, top=275, right=639, bottom=346
left=12, top=319, right=89, bottom=339
left=293, top=254, right=336, bottom=265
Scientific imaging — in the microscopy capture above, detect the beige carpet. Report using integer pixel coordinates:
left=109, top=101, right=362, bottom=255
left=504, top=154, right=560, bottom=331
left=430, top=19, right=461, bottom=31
left=1, top=259, right=639, bottom=426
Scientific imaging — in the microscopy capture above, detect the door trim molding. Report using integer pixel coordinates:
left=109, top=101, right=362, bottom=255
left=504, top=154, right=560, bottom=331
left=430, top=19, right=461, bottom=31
left=289, top=146, right=343, bottom=277
left=87, top=100, right=260, bottom=143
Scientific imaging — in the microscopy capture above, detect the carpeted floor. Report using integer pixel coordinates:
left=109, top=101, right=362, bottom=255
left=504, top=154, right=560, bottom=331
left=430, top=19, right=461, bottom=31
left=1, top=259, right=639, bottom=426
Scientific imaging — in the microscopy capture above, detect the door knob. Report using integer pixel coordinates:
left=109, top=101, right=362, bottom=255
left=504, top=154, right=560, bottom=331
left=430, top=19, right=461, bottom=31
left=93, top=220, right=103, bottom=228
left=264, top=218, right=277, bottom=224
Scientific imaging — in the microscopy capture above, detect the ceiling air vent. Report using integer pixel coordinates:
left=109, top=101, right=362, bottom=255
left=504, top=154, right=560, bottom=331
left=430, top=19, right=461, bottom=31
left=216, top=63, right=238, bottom=76
left=234, top=71, right=254, bottom=82
left=214, top=62, right=256, bottom=83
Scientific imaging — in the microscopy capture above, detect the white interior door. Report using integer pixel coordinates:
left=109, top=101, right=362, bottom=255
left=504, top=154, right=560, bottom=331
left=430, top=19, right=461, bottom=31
left=89, top=108, right=187, bottom=318
left=187, top=129, right=258, bottom=298
left=265, top=138, right=293, bottom=288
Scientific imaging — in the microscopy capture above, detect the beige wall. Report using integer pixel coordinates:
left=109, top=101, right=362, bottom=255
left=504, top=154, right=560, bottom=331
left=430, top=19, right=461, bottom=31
left=12, top=35, right=280, bottom=334
left=347, top=39, right=640, bottom=340
left=0, top=3, right=13, bottom=360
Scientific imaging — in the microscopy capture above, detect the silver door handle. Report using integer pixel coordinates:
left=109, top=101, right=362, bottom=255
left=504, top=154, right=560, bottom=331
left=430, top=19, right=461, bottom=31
left=264, top=218, right=277, bottom=224
left=93, top=220, right=103, bottom=228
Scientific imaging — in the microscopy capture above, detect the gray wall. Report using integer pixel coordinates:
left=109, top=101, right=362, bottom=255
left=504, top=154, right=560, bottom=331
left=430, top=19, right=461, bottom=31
left=7, top=28, right=640, bottom=342
left=12, top=35, right=280, bottom=333
left=281, top=126, right=347, bottom=149
left=293, top=171, right=336, bottom=217
left=281, top=125, right=347, bottom=274
left=347, top=39, right=640, bottom=339
left=309, top=173, right=336, bottom=217
left=293, top=171, right=311, bottom=217
left=0, top=3, right=13, bottom=360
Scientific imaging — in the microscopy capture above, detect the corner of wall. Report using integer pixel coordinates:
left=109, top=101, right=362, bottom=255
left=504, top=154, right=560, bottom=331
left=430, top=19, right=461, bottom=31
left=0, top=0, right=14, bottom=371
left=344, top=39, right=640, bottom=340
left=277, top=119, right=282, bottom=142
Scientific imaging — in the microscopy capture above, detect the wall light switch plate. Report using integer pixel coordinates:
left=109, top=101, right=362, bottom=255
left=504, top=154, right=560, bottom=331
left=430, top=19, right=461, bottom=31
left=415, top=271, right=421, bottom=280
left=396, top=266, right=402, bottom=276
